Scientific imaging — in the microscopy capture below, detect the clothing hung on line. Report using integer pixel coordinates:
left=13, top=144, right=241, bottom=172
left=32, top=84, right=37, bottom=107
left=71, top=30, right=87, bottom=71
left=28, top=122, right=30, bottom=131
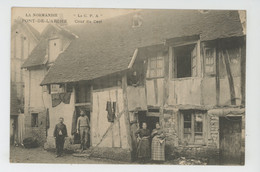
left=71, top=111, right=77, bottom=135
left=51, top=92, right=71, bottom=107
left=106, top=101, right=116, bottom=122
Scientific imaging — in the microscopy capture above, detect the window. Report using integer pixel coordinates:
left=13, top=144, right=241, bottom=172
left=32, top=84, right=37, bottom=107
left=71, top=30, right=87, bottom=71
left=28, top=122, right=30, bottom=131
left=173, top=44, right=197, bottom=78
left=147, top=52, right=164, bottom=78
left=226, top=47, right=241, bottom=77
left=204, top=47, right=216, bottom=75
left=180, top=110, right=206, bottom=145
left=31, top=113, right=38, bottom=127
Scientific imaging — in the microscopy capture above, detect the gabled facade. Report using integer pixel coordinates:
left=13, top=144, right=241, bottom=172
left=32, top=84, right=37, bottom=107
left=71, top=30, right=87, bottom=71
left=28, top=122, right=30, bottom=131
left=25, top=10, right=245, bottom=164
left=21, top=24, right=77, bottom=145
left=129, top=35, right=245, bottom=165
left=10, top=18, right=40, bottom=145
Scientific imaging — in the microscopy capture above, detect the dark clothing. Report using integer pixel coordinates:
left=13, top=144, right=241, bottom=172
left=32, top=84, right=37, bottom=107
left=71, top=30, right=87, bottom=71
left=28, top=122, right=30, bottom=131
left=51, top=93, right=71, bottom=107
left=135, top=128, right=151, bottom=160
left=51, top=94, right=61, bottom=107
left=53, top=123, right=68, bottom=138
left=106, top=101, right=116, bottom=122
left=55, top=136, right=65, bottom=156
left=53, top=123, right=68, bottom=156
left=71, top=111, right=77, bottom=135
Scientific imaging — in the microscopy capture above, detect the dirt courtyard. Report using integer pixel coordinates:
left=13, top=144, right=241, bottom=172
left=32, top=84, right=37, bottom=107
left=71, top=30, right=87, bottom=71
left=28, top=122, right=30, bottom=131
left=10, top=146, right=208, bottom=165
left=10, top=146, right=127, bottom=164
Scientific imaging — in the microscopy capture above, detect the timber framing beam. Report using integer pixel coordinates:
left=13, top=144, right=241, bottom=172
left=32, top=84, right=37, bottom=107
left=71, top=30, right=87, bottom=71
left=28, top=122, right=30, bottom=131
left=122, top=73, right=133, bottom=151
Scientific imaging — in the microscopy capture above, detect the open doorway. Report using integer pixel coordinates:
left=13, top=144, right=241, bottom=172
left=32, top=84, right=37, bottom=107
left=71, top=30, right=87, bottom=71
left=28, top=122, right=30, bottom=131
left=74, top=106, right=91, bottom=148
left=219, top=116, right=243, bottom=165
left=137, top=111, right=159, bottom=132
left=10, top=116, right=18, bottom=145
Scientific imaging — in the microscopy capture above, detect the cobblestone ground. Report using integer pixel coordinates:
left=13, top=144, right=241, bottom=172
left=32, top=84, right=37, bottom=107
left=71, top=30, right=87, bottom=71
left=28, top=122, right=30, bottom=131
left=10, top=146, right=127, bottom=164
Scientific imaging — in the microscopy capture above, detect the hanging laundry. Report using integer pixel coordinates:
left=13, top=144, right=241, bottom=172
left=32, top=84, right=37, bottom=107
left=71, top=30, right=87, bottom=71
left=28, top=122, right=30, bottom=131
left=113, top=101, right=117, bottom=116
left=71, top=110, right=77, bottom=135
left=51, top=93, right=61, bottom=107
left=59, top=92, right=71, bottom=104
left=106, top=101, right=116, bottom=122
left=51, top=92, right=71, bottom=107
left=46, top=108, right=50, bottom=129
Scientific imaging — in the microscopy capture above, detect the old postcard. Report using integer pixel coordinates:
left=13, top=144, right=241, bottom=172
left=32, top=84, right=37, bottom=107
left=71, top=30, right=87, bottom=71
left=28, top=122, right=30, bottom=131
left=10, top=7, right=246, bottom=165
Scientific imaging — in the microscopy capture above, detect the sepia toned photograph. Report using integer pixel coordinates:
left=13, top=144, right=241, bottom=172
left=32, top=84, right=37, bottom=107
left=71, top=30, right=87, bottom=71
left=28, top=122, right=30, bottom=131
left=10, top=7, right=246, bottom=165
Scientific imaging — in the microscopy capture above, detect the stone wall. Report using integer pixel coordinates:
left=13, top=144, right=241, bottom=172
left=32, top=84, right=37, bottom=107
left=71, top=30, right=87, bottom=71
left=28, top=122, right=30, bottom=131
left=24, top=108, right=47, bottom=145
left=207, top=115, right=219, bottom=148
left=162, top=109, right=220, bottom=163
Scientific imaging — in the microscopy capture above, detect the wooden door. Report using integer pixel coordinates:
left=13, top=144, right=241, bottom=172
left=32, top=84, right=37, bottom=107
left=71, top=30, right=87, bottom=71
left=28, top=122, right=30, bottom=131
left=219, top=116, right=242, bottom=165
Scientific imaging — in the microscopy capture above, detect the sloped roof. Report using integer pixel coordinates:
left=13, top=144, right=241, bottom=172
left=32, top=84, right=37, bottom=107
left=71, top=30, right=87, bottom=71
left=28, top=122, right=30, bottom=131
left=22, top=24, right=77, bottom=68
left=41, top=10, right=244, bottom=85
left=24, top=21, right=41, bottom=41
left=12, top=18, right=40, bottom=42
left=21, top=39, right=48, bottom=68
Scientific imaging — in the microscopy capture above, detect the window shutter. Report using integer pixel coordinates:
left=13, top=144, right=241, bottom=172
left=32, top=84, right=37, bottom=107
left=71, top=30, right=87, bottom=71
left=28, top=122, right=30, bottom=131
left=191, top=45, right=197, bottom=77
left=203, top=43, right=216, bottom=76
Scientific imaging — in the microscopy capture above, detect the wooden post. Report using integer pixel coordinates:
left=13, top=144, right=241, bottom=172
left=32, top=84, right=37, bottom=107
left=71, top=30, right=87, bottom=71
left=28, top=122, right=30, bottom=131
left=197, top=40, right=202, bottom=78
left=154, top=79, right=158, bottom=105
left=122, top=73, right=133, bottom=151
left=116, top=89, right=122, bottom=147
left=90, top=84, right=93, bottom=146
left=163, top=48, right=170, bottom=106
left=216, top=40, right=220, bottom=106
left=241, top=37, right=246, bottom=106
left=223, top=49, right=236, bottom=105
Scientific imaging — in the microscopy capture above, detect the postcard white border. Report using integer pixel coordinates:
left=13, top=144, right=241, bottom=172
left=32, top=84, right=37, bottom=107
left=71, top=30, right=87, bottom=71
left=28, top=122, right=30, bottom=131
left=1, top=0, right=260, bottom=172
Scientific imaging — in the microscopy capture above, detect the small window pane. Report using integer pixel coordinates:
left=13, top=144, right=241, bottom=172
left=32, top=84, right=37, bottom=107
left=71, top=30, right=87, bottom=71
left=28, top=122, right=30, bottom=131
left=148, top=52, right=164, bottom=78
left=205, top=66, right=214, bottom=73
left=195, top=122, right=203, bottom=132
left=157, top=69, right=163, bottom=77
left=150, top=69, right=156, bottom=78
left=205, top=49, right=215, bottom=65
left=151, top=60, right=156, bottom=69
left=157, top=59, right=163, bottom=68
left=184, top=125, right=191, bottom=133
left=184, top=133, right=192, bottom=139
left=184, top=121, right=191, bottom=128
left=195, top=114, right=203, bottom=133
left=184, top=114, right=191, bottom=121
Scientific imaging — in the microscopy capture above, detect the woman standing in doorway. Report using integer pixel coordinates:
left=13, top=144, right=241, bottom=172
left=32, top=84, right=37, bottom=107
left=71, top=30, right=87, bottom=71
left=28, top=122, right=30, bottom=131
left=151, top=122, right=166, bottom=162
left=135, top=122, right=151, bottom=163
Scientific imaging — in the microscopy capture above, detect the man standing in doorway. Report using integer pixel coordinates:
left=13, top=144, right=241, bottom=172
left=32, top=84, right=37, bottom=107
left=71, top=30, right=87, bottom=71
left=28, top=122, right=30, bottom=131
left=77, top=109, right=90, bottom=151
left=53, top=117, right=68, bottom=157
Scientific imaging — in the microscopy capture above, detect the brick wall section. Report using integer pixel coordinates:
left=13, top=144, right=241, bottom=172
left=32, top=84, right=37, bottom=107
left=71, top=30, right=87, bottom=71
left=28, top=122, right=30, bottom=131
left=24, top=108, right=47, bottom=146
